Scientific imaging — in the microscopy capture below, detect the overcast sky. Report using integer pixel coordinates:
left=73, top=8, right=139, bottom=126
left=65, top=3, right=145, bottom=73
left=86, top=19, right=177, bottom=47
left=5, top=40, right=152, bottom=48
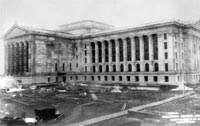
left=0, top=0, right=200, bottom=74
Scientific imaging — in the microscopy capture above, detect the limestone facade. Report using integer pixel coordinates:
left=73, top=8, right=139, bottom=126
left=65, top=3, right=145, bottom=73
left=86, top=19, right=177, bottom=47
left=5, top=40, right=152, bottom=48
left=3, top=20, right=200, bottom=86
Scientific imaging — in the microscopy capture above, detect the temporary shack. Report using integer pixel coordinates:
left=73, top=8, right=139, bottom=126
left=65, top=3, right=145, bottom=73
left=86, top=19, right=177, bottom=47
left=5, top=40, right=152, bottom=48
left=34, top=106, right=63, bottom=122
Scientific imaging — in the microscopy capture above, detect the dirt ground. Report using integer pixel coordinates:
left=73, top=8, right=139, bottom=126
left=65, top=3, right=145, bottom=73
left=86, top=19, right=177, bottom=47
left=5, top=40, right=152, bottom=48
left=146, top=93, right=200, bottom=114
left=0, top=89, right=182, bottom=126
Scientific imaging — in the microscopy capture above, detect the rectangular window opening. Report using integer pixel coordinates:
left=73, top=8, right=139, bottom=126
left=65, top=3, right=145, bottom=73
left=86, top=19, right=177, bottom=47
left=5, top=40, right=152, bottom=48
left=127, top=76, right=131, bottom=81
left=135, top=76, right=139, bottom=82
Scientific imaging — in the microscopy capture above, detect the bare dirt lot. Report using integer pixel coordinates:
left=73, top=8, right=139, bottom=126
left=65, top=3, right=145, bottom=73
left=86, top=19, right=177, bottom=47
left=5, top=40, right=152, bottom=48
left=0, top=89, right=182, bottom=126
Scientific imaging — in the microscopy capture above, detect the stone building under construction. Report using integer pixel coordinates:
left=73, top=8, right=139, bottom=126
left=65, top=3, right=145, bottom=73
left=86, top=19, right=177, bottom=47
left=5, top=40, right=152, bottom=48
left=3, top=20, right=200, bottom=87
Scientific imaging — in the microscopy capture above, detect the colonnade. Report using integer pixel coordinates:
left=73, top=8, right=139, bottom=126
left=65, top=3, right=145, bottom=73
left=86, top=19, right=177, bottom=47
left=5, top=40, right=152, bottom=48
left=6, top=41, right=30, bottom=75
left=90, top=34, right=158, bottom=72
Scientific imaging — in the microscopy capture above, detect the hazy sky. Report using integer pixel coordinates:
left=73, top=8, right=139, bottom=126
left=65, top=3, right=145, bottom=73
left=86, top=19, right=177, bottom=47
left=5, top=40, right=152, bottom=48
left=0, top=0, right=200, bottom=74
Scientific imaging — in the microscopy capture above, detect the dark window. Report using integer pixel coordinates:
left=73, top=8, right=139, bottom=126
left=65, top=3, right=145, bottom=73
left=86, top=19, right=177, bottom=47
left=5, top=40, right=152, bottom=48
left=154, top=76, right=158, bottom=82
left=48, top=77, right=50, bottom=82
left=85, top=50, right=87, bottom=56
left=120, top=64, right=124, bottom=72
left=127, top=76, right=131, bottom=81
left=85, top=66, right=87, bottom=72
left=119, top=39, right=124, bottom=61
left=91, top=43, right=95, bottom=63
left=165, top=76, right=169, bottom=82
left=128, top=64, right=132, bottom=72
left=84, top=76, right=87, bottom=81
left=70, top=63, right=72, bottom=71
left=135, top=37, right=140, bottom=61
left=144, top=76, right=148, bottom=82
left=98, top=76, right=101, bottom=81
left=56, top=77, right=58, bottom=82
left=113, top=65, right=116, bottom=72
left=98, top=42, right=102, bottom=62
left=164, top=42, right=168, bottom=49
left=165, top=63, right=168, bottom=71
left=63, top=77, right=66, bottom=82
left=99, top=65, right=102, bottom=72
left=111, top=40, right=116, bottom=62
left=85, top=58, right=87, bottom=63
left=164, top=33, right=167, bottom=40
left=152, top=34, right=158, bottom=60
left=63, top=63, right=65, bottom=71
left=112, top=76, right=115, bottom=81
left=76, top=63, right=78, bottom=68
left=85, top=44, right=87, bottom=48
left=76, top=55, right=78, bottom=60
left=154, top=63, right=159, bottom=71
left=143, top=35, right=149, bottom=60
left=136, top=64, right=140, bottom=72
left=135, top=76, right=139, bottom=82
left=106, top=65, right=109, bottom=72
left=104, top=76, right=108, bottom=81
left=165, top=52, right=168, bottom=59
left=119, top=76, right=122, bottom=81
left=127, top=38, right=132, bottom=61
left=104, top=41, right=109, bottom=62
left=55, top=63, right=57, bottom=72
left=91, top=76, right=94, bottom=81
left=76, top=76, right=78, bottom=80
left=70, top=76, right=72, bottom=80
left=93, top=66, right=96, bottom=72
left=145, top=63, right=149, bottom=72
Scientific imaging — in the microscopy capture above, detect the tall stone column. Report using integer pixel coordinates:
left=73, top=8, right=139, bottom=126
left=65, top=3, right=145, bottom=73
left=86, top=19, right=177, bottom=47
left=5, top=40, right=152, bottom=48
left=140, top=36, right=144, bottom=61
left=18, top=43, right=22, bottom=75
left=13, top=44, right=17, bottom=75
left=16, top=43, right=20, bottom=74
left=123, top=38, right=127, bottom=62
left=9, top=45, right=12, bottom=75
left=108, top=41, right=112, bottom=71
left=7, top=44, right=10, bottom=75
left=139, top=36, right=144, bottom=71
left=149, top=35, right=154, bottom=71
left=131, top=37, right=135, bottom=72
left=88, top=43, right=92, bottom=72
left=21, top=42, right=25, bottom=74
left=24, top=42, right=27, bottom=73
left=116, top=39, right=119, bottom=71
left=95, top=42, right=98, bottom=72
left=123, top=38, right=127, bottom=71
left=10, top=44, right=14, bottom=75
left=31, top=40, right=36, bottom=75
left=27, top=40, right=32, bottom=74
left=131, top=37, right=135, bottom=62
left=5, top=44, right=9, bottom=75
left=109, top=41, right=112, bottom=63
left=102, top=41, right=105, bottom=63
left=95, top=42, right=98, bottom=63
